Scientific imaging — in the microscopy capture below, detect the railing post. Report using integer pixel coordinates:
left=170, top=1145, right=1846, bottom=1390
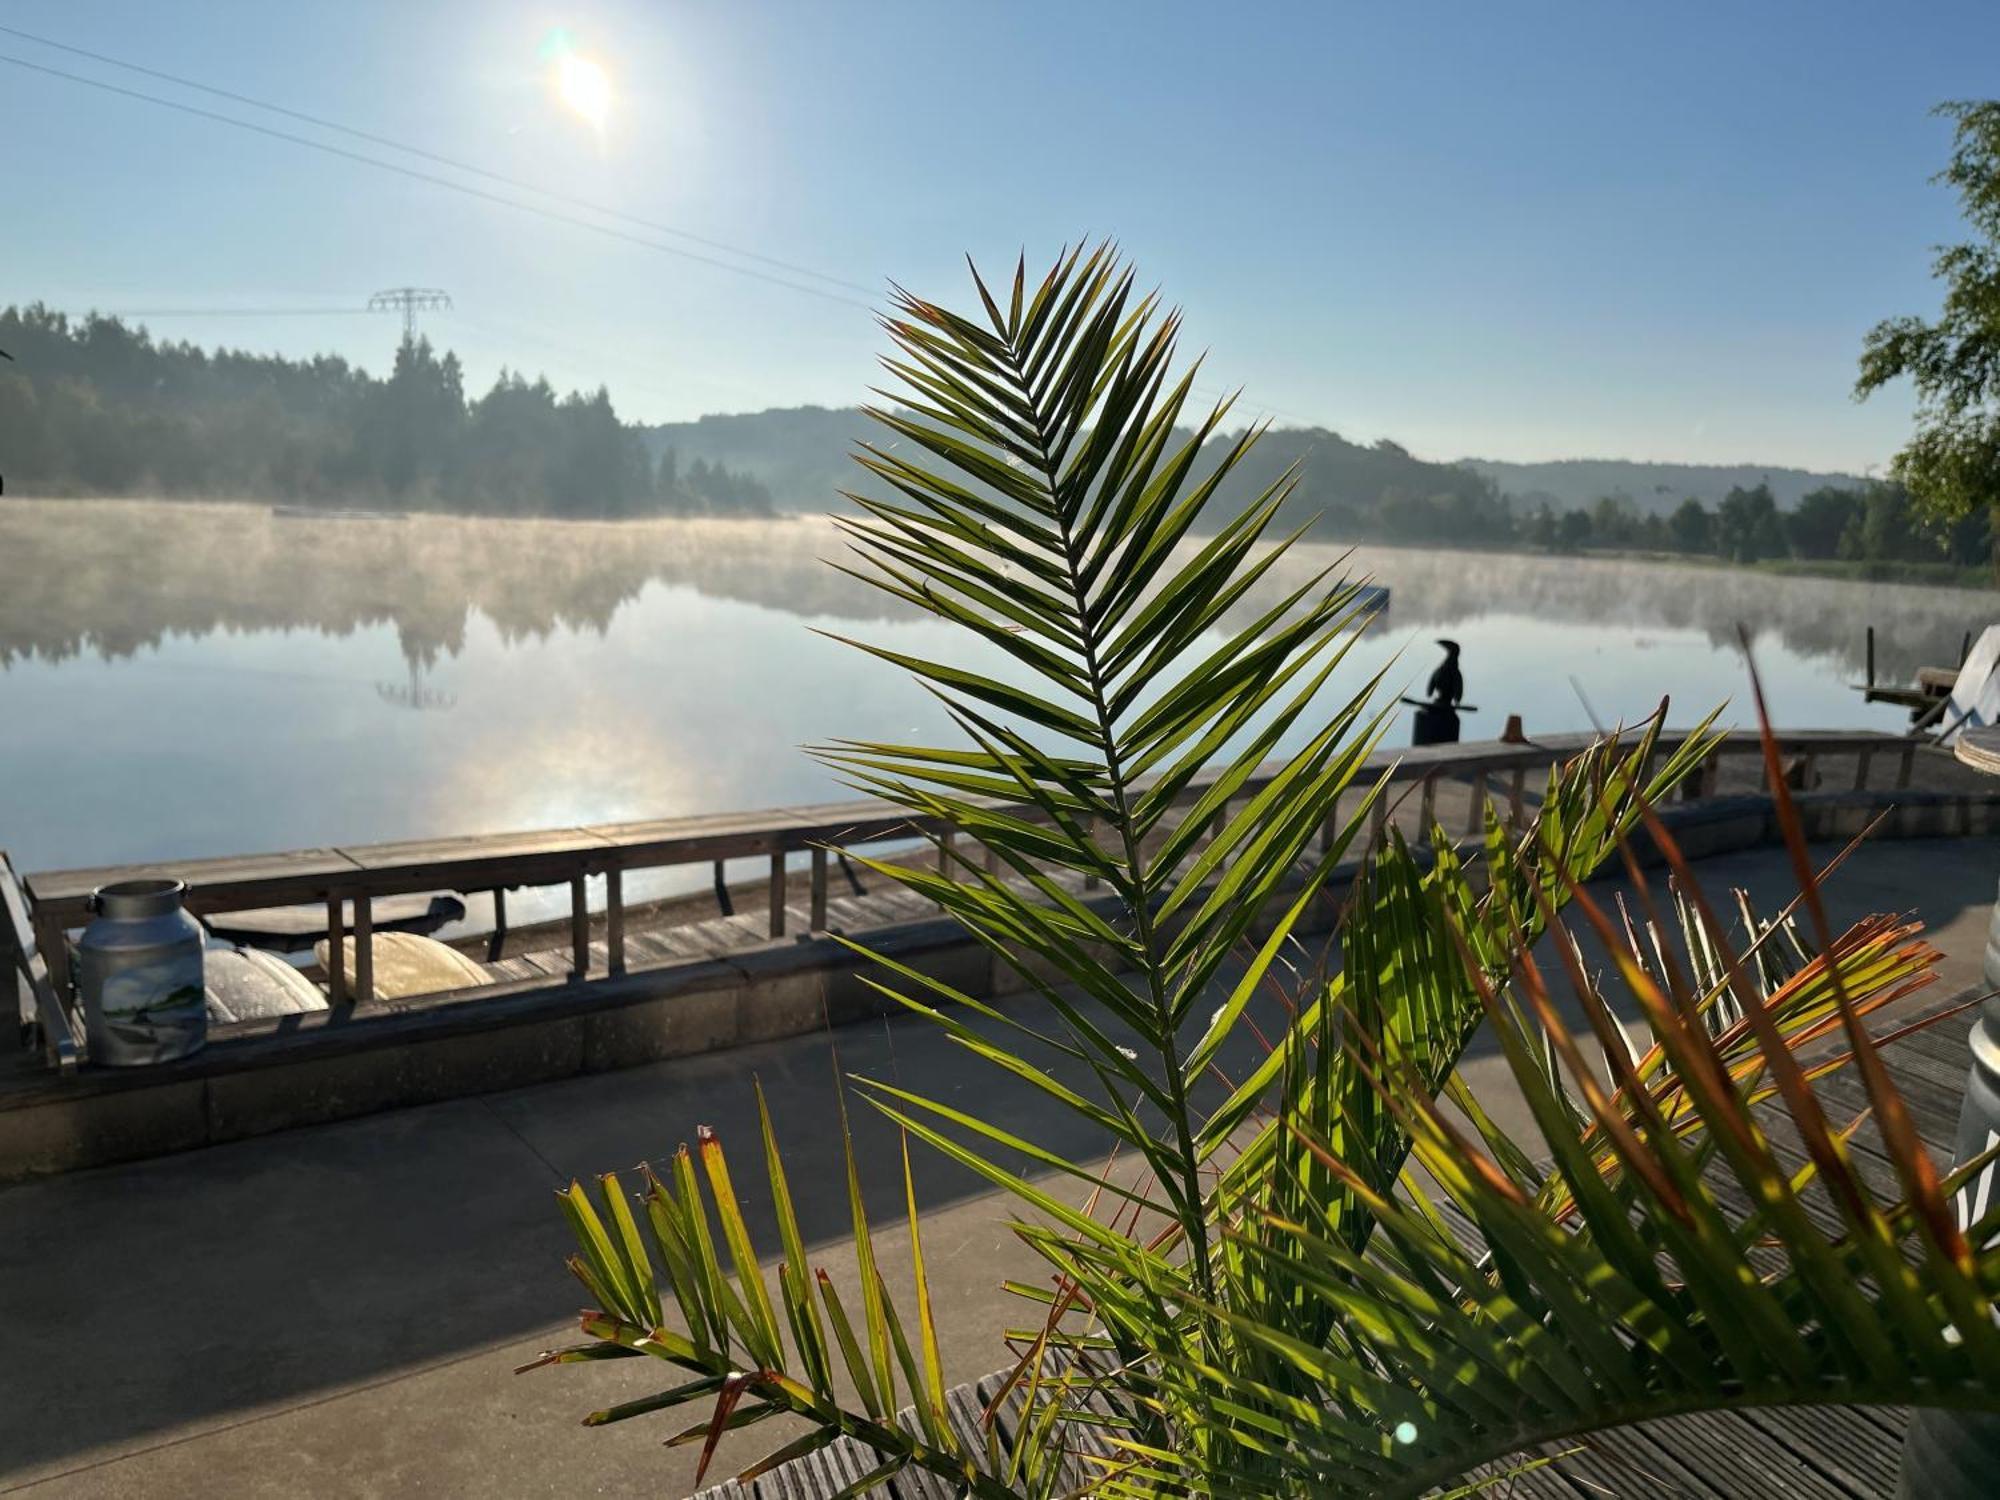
left=1419, top=774, right=1437, bottom=833
left=605, top=868, right=625, bottom=975
left=809, top=847, right=828, bottom=932
left=769, top=852, right=787, bottom=937
left=1322, top=793, right=1342, bottom=856
left=353, top=893, right=374, bottom=1003
left=1898, top=743, right=1916, bottom=790
left=570, top=875, right=589, bottom=976
left=1855, top=746, right=1874, bottom=791
left=488, top=885, right=509, bottom=963
left=325, top=891, right=347, bottom=1005
left=1508, top=767, right=1528, bottom=830
left=1370, top=790, right=1388, bottom=846
left=712, top=860, right=734, bottom=916
left=1464, top=774, right=1487, bottom=837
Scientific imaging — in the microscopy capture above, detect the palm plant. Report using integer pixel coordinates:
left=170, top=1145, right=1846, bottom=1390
left=531, top=246, right=2000, bottom=1496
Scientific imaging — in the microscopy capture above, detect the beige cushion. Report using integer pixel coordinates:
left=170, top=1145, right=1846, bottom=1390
left=312, top=931, right=490, bottom=1001
left=206, top=947, right=330, bottom=1024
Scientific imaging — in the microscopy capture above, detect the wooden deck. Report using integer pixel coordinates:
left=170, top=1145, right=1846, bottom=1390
left=14, top=728, right=1975, bottom=1063
left=699, top=1005, right=1975, bottom=1499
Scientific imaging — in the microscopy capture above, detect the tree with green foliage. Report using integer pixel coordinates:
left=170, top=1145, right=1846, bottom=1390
left=1715, top=482, right=1786, bottom=562
left=0, top=305, right=770, bottom=519
left=1858, top=101, right=2000, bottom=563
left=1555, top=506, right=1593, bottom=552
left=1589, top=493, right=1639, bottom=548
left=1840, top=480, right=1935, bottom=564
left=536, top=248, right=2000, bottom=1497
left=1785, top=484, right=1864, bottom=560
left=1667, top=496, right=1715, bottom=553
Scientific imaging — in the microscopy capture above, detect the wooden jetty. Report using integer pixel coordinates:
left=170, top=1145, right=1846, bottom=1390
left=4, top=726, right=1996, bottom=1181
left=1859, top=624, right=1975, bottom=723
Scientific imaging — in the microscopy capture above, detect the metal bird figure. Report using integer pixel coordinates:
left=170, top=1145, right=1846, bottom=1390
left=1427, top=639, right=1463, bottom=707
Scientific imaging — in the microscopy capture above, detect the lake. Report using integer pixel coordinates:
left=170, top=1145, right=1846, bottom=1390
left=0, top=498, right=1989, bottom=881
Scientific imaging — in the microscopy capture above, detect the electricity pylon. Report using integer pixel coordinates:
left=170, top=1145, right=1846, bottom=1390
left=368, top=287, right=452, bottom=344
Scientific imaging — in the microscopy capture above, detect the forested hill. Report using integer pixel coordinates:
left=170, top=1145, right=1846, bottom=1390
left=0, top=305, right=774, bottom=517
left=645, top=407, right=1870, bottom=532
left=1460, top=456, right=1865, bottom=516
left=1, top=307, right=1873, bottom=540
left=641, top=408, right=1505, bottom=539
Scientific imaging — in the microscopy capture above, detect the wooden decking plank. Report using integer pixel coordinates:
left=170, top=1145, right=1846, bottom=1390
left=1740, top=1405, right=1907, bottom=1499
left=518, top=948, right=573, bottom=980
left=1457, top=1446, right=1598, bottom=1497
left=1895, top=1015, right=1982, bottom=1070
left=621, top=930, right=681, bottom=964
left=1544, top=1421, right=1738, bottom=1498
left=809, top=1434, right=881, bottom=1495
left=1641, top=1410, right=1842, bottom=1496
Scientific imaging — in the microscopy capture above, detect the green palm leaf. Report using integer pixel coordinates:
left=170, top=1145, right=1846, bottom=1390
left=535, top=245, right=2000, bottom=1497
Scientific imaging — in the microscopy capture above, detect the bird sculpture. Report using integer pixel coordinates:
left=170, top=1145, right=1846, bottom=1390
left=1409, top=639, right=1466, bottom=746
left=1427, top=638, right=1463, bottom=707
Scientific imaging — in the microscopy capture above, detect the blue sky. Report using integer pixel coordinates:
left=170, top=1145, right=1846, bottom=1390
left=3, top=0, right=1993, bottom=470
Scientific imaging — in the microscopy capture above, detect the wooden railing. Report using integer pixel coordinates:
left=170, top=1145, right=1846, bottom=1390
left=12, top=727, right=1919, bottom=1068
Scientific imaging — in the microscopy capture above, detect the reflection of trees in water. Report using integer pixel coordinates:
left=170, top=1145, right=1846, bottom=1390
left=0, top=500, right=1988, bottom=684
left=0, top=500, right=890, bottom=669
left=1319, top=545, right=1992, bottom=683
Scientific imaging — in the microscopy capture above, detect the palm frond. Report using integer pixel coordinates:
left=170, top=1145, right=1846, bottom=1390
left=537, top=245, right=2000, bottom=1497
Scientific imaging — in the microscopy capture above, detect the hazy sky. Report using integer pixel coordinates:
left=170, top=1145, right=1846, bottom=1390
left=5, top=1, right=1994, bottom=470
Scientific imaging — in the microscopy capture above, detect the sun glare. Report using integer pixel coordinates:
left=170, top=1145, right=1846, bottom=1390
left=555, top=53, right=612, bottom=132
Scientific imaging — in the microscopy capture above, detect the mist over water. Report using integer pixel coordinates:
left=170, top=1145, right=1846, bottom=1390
left=0, top=499, right=1986, bottom=874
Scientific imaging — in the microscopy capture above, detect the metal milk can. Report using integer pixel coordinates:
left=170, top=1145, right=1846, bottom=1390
left=77, top=878, right=206, bottom=1065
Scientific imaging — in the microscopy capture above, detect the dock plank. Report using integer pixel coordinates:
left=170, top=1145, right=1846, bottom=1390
left=28, top=848, right=363, bottom=923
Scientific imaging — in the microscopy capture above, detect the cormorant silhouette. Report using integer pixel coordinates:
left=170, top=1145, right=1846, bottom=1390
left=1427, top=639, right=1463, bottom=706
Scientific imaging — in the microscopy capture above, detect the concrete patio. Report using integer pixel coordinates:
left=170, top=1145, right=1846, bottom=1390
left=2, top=837, right=1995, bottom=1498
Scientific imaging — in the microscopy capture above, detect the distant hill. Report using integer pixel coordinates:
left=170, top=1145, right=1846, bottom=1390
left=1457, top=457, right=1866, bottom=516
left=640, top=406, right=874, bottom=511
left=643, top=408, right=1867, bottom=525
left=640, top=407, right=1503, bottom=539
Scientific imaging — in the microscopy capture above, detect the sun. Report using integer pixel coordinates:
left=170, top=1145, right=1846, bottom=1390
left=555, top=53, right=612, bottom=132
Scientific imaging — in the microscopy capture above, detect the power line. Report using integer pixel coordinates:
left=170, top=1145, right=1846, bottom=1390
left=0, top=51, right=875, bottom=312
left=1, top=31, right=1331, bottom=429
left=106, top=306, right=375, bottom=317
left=0, top=23, right=877, bottom=299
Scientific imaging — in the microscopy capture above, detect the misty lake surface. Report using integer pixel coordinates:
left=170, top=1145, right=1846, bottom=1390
left=0, top=499, right=1991, bottom=886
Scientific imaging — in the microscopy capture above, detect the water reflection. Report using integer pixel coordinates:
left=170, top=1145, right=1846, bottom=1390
left=1, top=498, right=1992, bottom=873
left=1, top=500, right=1986, bottom=684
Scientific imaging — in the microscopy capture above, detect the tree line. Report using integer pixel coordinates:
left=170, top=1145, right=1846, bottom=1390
left=1225, top=450, right=1986, bottom=574
left=0, top=306, right=773, bottom=517
left=1513, top=480, right=1991, bottom=571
